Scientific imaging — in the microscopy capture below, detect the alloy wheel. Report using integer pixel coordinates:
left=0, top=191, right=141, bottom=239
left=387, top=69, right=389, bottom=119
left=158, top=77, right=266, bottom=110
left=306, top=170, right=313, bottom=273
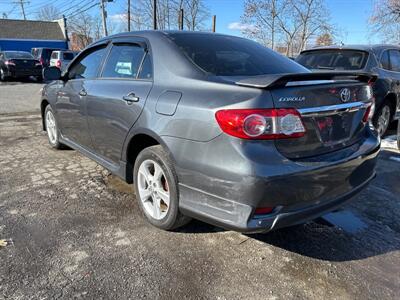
left=377, top=105, right=391, bottom=137
left=137, top=159, right=170, bottom=220
left=46, top=110, right=58, bottom=145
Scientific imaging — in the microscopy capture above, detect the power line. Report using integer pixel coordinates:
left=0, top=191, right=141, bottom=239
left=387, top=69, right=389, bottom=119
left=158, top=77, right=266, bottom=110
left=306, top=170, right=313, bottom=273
left=66, top=2, right=98, bottom=18
left=13, top=0, right=28, bottom=20
left=60, top=0, right=94, bottom=15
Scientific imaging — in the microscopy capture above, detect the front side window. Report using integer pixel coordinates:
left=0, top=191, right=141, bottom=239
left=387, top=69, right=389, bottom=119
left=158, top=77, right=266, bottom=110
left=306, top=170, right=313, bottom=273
left=102, top=44, right=146, bottom=78
left=381, top=50, right=390, bottom=70
left=389, top=50, right=400, bottom=72
left=69, top=46, right=107, bottom=80
left=63, top=52, right=74, bottom=60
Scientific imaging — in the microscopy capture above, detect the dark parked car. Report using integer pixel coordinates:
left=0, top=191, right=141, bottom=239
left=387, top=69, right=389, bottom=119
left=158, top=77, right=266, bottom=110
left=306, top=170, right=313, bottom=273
left=31, top=47, right=61, bottom=68
left=40, top=31, right=379, bottom=233
left=0, top=51, right=42, bottom=81
left=296, top=45, right=400, bottom=136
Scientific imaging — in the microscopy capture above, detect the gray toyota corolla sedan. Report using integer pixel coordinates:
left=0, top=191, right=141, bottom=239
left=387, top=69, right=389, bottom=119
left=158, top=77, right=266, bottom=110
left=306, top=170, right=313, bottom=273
left=40, top=31, right=380, bottom=233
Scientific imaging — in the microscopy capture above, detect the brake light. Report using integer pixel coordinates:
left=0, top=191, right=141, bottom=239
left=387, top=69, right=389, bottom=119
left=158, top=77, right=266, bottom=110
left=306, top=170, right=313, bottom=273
left=363, top=103, right=374, bottom=123
left=215, top=108, right=306, bottom=139
left=4, top=60, right=15, bottom=66
left=39, top=58, right=44, bottom=65
left=35, top=60, right=42, bottom=67
left=56, top=60, right=61, bottom=68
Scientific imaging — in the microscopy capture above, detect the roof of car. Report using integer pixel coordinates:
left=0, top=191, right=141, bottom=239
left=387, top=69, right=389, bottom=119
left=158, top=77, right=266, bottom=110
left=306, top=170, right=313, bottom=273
left=95, top=30, right=244, bottom=44
left=301, top=44, right=400, bottom=53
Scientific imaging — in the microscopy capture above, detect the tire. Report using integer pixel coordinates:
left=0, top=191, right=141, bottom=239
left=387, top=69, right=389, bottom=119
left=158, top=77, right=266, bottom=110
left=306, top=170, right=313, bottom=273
left=133, top=145, right=191, bottom=230
left=44, top=105, right=64, bottom=149
left=373, top=104, right=392, bottom=137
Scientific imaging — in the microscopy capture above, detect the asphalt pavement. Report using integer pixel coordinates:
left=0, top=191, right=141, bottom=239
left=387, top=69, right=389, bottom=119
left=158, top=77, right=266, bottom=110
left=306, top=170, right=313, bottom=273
left=0, top=81, right=399, bottom=299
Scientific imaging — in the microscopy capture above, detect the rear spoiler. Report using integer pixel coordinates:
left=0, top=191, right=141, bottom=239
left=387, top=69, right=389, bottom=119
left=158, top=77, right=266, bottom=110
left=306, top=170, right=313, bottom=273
left=235, top=72, right=377, bottom=89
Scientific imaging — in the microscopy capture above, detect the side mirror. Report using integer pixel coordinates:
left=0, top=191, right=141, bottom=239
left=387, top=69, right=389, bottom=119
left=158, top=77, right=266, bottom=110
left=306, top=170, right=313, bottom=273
left=43, top=66, right=62, bottom=81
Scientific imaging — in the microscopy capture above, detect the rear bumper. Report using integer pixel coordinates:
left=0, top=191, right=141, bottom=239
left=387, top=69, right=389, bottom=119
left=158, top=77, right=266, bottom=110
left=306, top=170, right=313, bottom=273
left=164, top=128, right=380, bottom=233
left=4, top=67, right=42, bottom=78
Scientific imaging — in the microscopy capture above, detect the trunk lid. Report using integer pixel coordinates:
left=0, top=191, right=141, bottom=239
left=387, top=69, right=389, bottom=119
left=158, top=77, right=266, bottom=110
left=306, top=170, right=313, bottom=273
left=11, top=58, right=37, bottom=69
left=236, top=72, right=375, bottom=159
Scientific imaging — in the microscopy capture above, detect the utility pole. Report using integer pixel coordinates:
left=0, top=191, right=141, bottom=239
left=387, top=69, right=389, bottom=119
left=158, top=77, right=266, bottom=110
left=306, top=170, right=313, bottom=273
left=178, top=8, right=183, bottom=30
left=127, top=0, right=131, bottom=31
left=212, top=15, right=216, bottom=32
left=100, top=0, right=108, bottom=36
left=14, top=0, right=27, bottom=20
left=153, top=0, right=157, bottom=30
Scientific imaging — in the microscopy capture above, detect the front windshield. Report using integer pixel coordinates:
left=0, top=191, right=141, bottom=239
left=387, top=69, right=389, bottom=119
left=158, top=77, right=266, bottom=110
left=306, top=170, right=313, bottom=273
left=4, top=51, right=34, bottom=59
left=296, top=50, right=369, bottom=70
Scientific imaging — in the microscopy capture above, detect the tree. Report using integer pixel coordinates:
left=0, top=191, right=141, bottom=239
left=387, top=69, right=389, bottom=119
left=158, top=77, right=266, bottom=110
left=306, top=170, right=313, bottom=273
left=292, top=0, right=333, bottom=51
left=241, top=0, right=334, bottom=54
left=122, top=0, right=209, bottom=32
left=370, top=0, right=400, bottom=43
left=316, top=32, right=333, bottom=46
left=68, top=13, right=96, bottom=49
left=242, top=0, right=283, bottom=49
left=179, top=0, right=210, bottom=30
left=37, top=5, right=61, bottom=21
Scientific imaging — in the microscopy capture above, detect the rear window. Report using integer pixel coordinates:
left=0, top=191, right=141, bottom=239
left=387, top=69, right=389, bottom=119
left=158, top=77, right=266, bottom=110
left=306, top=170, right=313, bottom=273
left=51, top=52, right=58, bottom=59
left=168, top=33, right=307, bottom=76
left=4, top=51, right=33, bottom=59
left=63, top=52, right=74, bottom=60
left=296, top=50, right=369, bottom=70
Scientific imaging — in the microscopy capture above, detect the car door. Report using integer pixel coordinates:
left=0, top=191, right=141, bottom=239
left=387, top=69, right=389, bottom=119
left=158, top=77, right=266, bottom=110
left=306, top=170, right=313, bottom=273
left=387, top=49, right=400, bottom=99
left=85, top=38, right=153, bottom=165
left=55, top=44, right=108, bottom=150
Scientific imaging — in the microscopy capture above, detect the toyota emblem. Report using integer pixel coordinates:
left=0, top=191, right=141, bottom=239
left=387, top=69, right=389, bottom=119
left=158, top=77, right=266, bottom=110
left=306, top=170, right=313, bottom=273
left=340, top=88, right=351, bottom=102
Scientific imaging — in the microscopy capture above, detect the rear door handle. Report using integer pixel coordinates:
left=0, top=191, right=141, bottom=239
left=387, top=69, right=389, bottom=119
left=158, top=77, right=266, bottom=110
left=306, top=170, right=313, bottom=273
left=122, top=92, right=139, bottom=104
left=78, top=89, right=87, bottom=97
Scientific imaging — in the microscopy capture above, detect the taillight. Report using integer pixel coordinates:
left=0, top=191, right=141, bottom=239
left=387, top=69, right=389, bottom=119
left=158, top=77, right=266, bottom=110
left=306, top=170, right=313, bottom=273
left=4, top=60, right=15, bottom=66
left=215, top=108, right=306, bottom=139
left=56, top=60, right=61, bottom=68
left=35, top=60, right=42, bottom=67
left=39, top=58, right=44, bottom=65
left=363, top=103, right=374, bottom=123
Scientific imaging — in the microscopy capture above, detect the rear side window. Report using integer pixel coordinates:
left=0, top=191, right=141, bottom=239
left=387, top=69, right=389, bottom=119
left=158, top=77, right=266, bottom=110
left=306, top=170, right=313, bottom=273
left=51, top=52, right=58, bottom=59
left=168, top=33, right=307, bottom=76
left=381, top=50, right=390, bottom=70
left=389, top=50, right=400, bottom=72
left=102, top=44, right=145, bottom=78
left=296, top=50, right=369, bottom=70
left=69, top=46, right=107, bottom=79
left=138, top=53, right=153, bottom=79
left=63, top=52, right=74, bottom=60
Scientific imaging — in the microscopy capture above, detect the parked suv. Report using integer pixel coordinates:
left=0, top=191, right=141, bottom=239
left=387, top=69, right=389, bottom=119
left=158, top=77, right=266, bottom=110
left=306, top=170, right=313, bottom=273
left=31, top=47, right=61, bottom=68
left=40, top=31, right=379, bottom=233
left=50, top=50, right=77, bottom=72
left=296, top=45, right=400, bottom=136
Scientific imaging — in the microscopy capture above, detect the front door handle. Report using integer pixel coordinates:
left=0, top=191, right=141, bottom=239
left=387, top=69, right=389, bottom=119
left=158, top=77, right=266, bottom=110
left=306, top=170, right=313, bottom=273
left=122, top=92, right=140, bottom=104
left=78, top=89, right=87, bottom=97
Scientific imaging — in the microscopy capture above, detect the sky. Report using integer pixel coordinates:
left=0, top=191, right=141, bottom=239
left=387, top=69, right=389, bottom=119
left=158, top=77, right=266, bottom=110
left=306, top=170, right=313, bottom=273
left=0, top=0, right=379, bottom=44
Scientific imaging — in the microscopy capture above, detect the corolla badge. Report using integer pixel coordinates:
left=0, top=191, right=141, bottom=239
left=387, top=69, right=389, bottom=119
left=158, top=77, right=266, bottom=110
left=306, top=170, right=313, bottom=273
left=340, top=88, right=351, bottom=102
left=278, top=96, right=306, bottom=102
